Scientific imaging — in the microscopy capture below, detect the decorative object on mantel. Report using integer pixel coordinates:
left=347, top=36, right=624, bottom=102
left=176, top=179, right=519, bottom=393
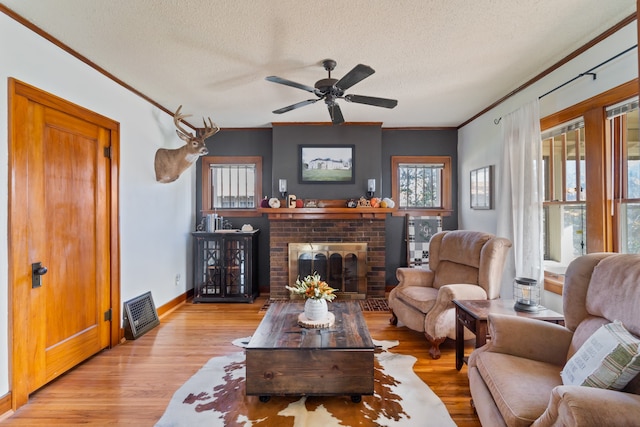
left=268, top=197, right=281, bottom=208
left=260, top=196, right=269, bottom=208
left=346, top=198, right=357, bottom=208
left=357, top=197, right=371, bottom=207
left=287, top=194, right=297, bottom=208
left=154, top=105, right=219, bottom=183
left=285, top=272, right=337, bottom=328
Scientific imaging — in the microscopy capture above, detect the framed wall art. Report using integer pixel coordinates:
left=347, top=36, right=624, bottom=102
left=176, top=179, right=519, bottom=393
left=299, top=144, right=355, bottom=184
left=470, top=165, right=493, bottom=209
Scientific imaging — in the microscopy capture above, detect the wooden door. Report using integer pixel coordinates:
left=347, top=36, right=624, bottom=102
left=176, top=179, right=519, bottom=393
left=9, top=79, right=120, bottom=408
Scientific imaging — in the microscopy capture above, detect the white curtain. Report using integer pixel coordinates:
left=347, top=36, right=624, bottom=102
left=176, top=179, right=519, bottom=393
left=496, top=100, right=543, bottom=294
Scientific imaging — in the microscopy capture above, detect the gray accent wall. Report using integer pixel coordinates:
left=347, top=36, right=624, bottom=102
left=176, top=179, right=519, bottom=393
left=196, top=125, right=458, bottom=292
left=272, top=124, right=382, bottom=200
left=382, top=129, right=458, bottom=285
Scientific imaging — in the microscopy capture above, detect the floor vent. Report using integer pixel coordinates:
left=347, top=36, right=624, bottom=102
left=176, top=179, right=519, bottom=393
left=123, top=291, right=160, bottom=340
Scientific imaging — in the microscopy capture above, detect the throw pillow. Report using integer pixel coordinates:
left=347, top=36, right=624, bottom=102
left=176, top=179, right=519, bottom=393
left=561, top=321, right=640, bottom=390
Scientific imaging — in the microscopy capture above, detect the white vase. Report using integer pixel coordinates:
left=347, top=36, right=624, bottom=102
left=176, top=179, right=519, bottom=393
left=304, top=298, right=328, bottom=321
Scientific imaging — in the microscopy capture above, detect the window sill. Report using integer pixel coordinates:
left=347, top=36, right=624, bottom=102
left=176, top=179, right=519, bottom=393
left=544, top=270, right=565, bottom=296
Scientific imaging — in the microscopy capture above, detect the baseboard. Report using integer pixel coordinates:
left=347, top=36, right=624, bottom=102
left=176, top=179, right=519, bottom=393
left=0, top=392, right=12, bottom=421
left=157, top=288, right=194, bottom=318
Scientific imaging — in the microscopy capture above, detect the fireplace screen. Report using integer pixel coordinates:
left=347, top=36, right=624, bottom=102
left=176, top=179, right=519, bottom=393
left=288, top=243, right=368, bottom=298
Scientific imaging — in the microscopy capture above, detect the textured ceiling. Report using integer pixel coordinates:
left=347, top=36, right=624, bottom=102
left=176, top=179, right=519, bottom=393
left=2, top=0, right=636, bottom=128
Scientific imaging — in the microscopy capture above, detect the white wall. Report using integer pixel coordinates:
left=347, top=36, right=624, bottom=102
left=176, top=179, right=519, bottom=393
left=458, top=22, right=638, bottom=312
left=0, top=14, right=196, bottom=396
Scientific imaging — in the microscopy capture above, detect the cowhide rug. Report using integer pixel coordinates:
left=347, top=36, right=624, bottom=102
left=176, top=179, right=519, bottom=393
left=155, top=338, right=456, bottom=427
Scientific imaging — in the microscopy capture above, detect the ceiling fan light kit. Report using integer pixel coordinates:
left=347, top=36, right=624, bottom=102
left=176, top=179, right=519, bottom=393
left=266, top=59, right=398, bottom=125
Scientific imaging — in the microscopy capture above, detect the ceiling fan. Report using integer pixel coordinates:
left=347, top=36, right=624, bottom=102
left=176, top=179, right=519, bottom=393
left=266, top=59, right=398, bottom=125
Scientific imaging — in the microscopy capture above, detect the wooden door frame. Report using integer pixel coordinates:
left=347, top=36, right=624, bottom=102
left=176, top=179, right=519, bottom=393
left=8, top=78, right=121, bottom=410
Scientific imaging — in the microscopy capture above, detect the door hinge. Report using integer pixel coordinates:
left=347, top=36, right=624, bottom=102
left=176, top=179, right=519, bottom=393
left=104, top=308, right=112, bottom=321
left=103, top=146, right=111, bottom=159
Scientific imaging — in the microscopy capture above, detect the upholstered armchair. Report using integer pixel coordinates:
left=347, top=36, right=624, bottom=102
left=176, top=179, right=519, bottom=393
left=468, top=253, right=640, bottom=427
left=389, top=230, right=512, bottom=359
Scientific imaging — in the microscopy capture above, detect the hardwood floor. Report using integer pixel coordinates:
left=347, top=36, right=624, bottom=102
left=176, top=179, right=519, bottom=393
left=2, top=297, right=481, bottom=426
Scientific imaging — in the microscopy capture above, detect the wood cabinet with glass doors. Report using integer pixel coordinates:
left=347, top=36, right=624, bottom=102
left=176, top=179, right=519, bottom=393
left=192, top=230, right=259, bottom=303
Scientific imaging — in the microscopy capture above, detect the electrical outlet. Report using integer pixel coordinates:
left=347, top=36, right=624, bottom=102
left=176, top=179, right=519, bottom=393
left=175, top=274, right=180, bottom=286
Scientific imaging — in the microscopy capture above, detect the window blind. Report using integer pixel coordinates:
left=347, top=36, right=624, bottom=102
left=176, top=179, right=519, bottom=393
left=541, top=117, right=584, bottom=140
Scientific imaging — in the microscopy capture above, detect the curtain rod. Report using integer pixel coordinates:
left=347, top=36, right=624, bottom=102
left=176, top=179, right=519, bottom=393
left=494, top=44, right=637, bottom=125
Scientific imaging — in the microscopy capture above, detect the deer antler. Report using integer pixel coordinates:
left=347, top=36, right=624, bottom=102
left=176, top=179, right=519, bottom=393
left=173, top=105, right=194, bottom=139
left=173, top=105, right=219, bottom=140
left=199, top=116, right=220, bottom=139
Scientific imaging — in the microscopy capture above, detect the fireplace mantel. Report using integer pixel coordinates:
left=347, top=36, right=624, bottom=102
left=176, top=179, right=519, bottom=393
left=258, top=207, right=395, bottom=220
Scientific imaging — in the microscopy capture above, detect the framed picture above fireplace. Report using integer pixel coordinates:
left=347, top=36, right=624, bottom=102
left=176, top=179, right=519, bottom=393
left=299, top=144, right=355, bottom=184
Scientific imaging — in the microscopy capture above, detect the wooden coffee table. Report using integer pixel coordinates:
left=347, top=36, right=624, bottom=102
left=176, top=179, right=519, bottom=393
left=454, top=299, right=564, bottom=370
left=246, top=301, right=375, bottom=402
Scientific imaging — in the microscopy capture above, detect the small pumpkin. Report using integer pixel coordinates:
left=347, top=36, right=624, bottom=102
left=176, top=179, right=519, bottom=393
left=268, top=197, right=281, bottom=208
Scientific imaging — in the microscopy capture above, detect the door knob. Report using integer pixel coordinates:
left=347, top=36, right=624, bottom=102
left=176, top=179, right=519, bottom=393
left=32, top=262, right=48, bottom=288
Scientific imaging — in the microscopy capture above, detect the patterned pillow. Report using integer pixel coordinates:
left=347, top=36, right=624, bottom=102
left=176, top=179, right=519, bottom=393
left=561, top=321, right=640, bottom=390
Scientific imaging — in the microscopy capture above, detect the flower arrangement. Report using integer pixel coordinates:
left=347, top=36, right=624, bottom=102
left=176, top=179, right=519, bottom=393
left=286, top=272, right=337, bottom=301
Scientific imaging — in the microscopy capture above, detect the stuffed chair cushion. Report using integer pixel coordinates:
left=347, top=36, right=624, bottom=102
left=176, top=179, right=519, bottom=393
left=395, top=286, right=438, bottom=313
left=476, top=351, right=561, bottom=427
left=561, top=320, right=640, bottom=390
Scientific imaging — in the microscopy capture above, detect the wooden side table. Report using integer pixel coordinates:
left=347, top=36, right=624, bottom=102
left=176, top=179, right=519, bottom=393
left=454, top=299, right=564, bottom=370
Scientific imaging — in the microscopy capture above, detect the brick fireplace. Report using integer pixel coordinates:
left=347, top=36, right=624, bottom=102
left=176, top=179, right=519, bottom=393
left=267, top=218, right=386, bottom=299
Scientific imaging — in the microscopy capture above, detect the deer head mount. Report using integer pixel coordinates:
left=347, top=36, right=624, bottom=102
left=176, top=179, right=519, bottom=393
left=154, top=105, right=219, bottom=183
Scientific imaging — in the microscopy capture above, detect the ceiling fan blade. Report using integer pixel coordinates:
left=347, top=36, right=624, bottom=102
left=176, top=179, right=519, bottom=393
left=327, top=103, right=344, bottom=125
left=344, top=94, right=398, bottom=109
left=335, top=64, right=375, bottom=91
left=273, top=99, right=319, bottom=114
left=265, top=76, right=316, bottom=93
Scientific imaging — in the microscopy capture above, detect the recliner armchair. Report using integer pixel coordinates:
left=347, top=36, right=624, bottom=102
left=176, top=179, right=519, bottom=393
left=468, top=253, right=640, bottom=427
left=389, top=230, right=512, bottom=358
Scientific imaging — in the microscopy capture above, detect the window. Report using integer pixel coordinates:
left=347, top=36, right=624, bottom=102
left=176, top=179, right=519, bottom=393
left=541, top=120, right=587, bottom=266
left=391, top=156, right=452, bottom=216
left=539, top=81, right=638, bottom=295
left=201, top=156, right=262, bottom=217
left=609, top=98, right=640, bottom=254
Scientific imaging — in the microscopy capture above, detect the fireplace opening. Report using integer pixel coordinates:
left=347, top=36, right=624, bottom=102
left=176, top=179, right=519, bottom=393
left=289, top=243, right=368, bottom=299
